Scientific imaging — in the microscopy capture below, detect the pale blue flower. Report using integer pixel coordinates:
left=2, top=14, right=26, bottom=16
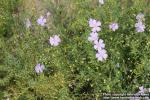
left=135, top=21, right=145, bottom=32
left=136, top=13, right=145, bottom=22
left=94, top=39, right=105, bottom=50
left=89, top=18, right=101, bottom=32
left=37, top=16, right=46, bottom=26
left=35, top=64, right=45, bottom=74
left=96, top=49, right=108, bottom=61
left=88, top=32, right=98, bottom=43
left=138, top=86, right=147, bottom=94
left=139, top=86, right=144, bottom=94
left=109, top=22, right=119, bottom=31
left=49, top=35, right=61, bottom=46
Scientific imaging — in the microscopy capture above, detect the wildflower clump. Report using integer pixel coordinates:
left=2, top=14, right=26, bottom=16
left=1, top=0, right=150, bottom=99
left=88, top=19, right=108, bottom=61
left=135, top=13, right=145, bottom=32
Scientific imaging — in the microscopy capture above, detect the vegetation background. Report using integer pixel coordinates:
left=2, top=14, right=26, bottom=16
left=0, top=0, right=150, bottom=99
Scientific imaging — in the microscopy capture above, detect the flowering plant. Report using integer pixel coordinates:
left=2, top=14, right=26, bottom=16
left=0, top=0, right=150, bottom=99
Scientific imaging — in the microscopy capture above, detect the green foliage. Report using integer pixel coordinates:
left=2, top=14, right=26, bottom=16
left=0, top=0, right=150, bottom=99
left=0, top=0, right=21, bottom=38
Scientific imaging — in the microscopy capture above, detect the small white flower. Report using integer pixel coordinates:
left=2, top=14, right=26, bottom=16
left=99, top=0, right=104, bottom=5
left=109, top=22, right=119, bottom=31
left=25, top=18, right=31, bottom=28
left=46, top=12, right=51, bottom=17
left=37, top=16, right=46, bottom=26
left=49, top=35, right=61, bottom=46
left=96, top=49, right=108, bottom=61
left=88, top=32, right=99, bottom=43
left=89, top=18, right=101, bottom=32
left=35, top=64, right=45, bottom=74
left=136, top=13, right=145, bottom=22
left=94, top=39, right=105, bottom=50
left=135, top=21, right=145, bottom=32
left=148, top=88, right=150, bottom=93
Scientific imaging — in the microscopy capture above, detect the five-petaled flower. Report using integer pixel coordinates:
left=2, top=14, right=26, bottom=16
left=88, top=32, right=98, bottom=43
left=94, top=39, right=105, bottom=50
left=139, top=86, right=144, bottom=94
left=109, top=22, right=119, bottom=31
left=89, top=18, right=101, bottom=32
left=37, top=16, right=46, bottom=26
left=96, top=49, right=108, bottom=61
left=35, top=64, right=45, bottom=74
left=135, top=21, right=145, bottom=32
left=135, top=13, right=145, bottom=33
left=136, top=13, right=145, bottom=22
left=49, top=35, right=61, bottom=46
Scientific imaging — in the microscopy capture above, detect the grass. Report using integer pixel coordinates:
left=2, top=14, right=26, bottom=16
left=0, top=0, right=150, bottom=99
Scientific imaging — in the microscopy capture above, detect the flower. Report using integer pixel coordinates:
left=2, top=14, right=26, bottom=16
left=99, top=0, right=104, bottom=5
left=94, top=39, right=105, bottom=50
left=96, top=49, right=108, bottom=61
left=139, top=86, right=148, bottom=94
left=49, top=35, right=61, bottom=46
left=88, top=32, right=98, bottom=43
left=47, top=12, right=51, bottom=17
left=25, top=18, right=31, bottom=28
left=35, top=64, right=45, bottom=74
left=88, top=18, right=108, bottom=62
left=139, top=86, right=144, bottom=94
left=136, top=13, right=145, bottom=22
left=89, top=18, right=101, bottom=32
left=135, top=21, right=145, bottom=32
left=135, top=13, right=145, bottom=33
left=109, top=22, right=119, bottom=31
left=37, top=16, right=46, bottom=26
